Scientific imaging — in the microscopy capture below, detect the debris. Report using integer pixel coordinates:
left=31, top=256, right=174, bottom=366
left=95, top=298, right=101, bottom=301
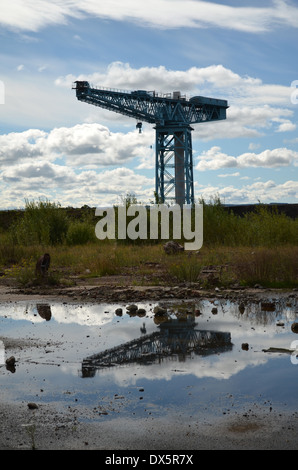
left=262, top=347, right=294, bottom=354
left=163, top=241, right=184, bottom=255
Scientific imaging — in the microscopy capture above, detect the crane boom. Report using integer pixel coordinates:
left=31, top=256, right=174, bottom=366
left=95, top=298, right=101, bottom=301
left=73, top=80, right=228, bottom=205
left=73, top=80, right=227, bottom=126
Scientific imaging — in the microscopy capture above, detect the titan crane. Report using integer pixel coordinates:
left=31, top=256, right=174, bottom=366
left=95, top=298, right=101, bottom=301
left=73, top=81, right=228, bottom=206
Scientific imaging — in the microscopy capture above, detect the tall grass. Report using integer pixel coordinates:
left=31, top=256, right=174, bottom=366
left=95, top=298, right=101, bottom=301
left=10, top=199, right=69, bottom=246
left=0, top=197, right=297, bottom=288
left=200, top=196, right=298, bottom=246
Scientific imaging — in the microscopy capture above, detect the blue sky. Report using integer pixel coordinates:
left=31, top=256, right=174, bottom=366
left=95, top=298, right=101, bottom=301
left=0, top=0, right=297, bottom=209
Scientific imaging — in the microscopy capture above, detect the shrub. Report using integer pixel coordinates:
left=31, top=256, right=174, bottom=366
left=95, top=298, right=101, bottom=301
left=12, top=199, right=69, bottom=246
left=66, top=221, right=96, bottom=245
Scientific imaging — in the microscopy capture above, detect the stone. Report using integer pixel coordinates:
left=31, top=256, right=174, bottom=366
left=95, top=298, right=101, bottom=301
left=28, top=402, right=38, bottom=410
left=5, top=356, right=15, bottom=366
left=126, top=304, right=138, bottom=311
left=163, top=241, right=184, bottom=255
left=153, top=306, right=167, bottom=315
left=137, top=308, right=146, bottom=316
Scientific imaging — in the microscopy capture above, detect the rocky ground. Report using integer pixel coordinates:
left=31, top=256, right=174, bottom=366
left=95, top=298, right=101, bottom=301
left=0, top=275, right=297, bottom=451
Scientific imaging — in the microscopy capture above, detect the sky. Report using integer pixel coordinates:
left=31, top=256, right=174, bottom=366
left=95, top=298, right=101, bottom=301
left=0, top=0, right=297, bottom=209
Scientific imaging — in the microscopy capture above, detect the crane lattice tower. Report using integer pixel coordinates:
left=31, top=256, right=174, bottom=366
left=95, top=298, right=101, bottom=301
left=73, top=81, right=228, bottom=205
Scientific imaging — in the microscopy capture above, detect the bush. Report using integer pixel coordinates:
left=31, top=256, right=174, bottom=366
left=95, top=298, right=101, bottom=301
left=66, top=221, right=96, bottom=245
left=200, top=196, right=298, bottom=247
left=11, top=199, right=69, bottom=246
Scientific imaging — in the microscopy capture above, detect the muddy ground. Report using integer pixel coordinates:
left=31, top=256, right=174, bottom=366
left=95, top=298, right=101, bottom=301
left=0, top=276, right=298, bottom=451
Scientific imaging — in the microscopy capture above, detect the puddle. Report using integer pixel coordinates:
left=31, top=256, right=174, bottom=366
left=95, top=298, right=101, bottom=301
left=0, top=296, right=298, bottom=423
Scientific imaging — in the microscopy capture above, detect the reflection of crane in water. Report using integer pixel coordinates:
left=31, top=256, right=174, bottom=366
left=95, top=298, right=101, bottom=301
left=81, top=317, right=232, bottom=378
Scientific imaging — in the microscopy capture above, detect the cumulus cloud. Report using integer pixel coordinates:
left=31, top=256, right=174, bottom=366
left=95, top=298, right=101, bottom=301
left=0, top=123, right=155, bottom=207
left=0, top=161, right=154, bottom=209
left=57, top=62, right=292, bottom=108
left=1, top=0, right=298, bottom=33
left=57, top=62, right=296, bottom=141
left=196, top=146, right=298, bottom=171
left=0, top=129, right=47, bottom=164
left=197, top=179, right=298, bottom=204
left=0, top=123, right=154, bottom=169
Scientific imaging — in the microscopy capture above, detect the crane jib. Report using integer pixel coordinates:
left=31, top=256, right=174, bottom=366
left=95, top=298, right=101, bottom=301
left=73, top=81, right=228, bottom=125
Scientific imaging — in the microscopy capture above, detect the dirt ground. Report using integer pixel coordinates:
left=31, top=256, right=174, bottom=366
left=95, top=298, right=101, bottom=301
left=0, top=277, right=297, bottom=451
left=2, top=399, right=298, bottom=451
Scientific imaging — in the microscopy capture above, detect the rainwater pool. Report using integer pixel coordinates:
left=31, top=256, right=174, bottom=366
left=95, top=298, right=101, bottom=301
left=0, top=296, right=298, bottom=423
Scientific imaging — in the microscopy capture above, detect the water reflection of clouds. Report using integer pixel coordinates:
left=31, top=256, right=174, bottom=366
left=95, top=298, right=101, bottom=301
left=1, top=298, right=297, bottom=385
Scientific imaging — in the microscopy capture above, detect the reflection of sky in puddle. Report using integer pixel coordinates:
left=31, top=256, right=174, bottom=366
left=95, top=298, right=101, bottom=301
left=0, top=297, right=297, bottom=420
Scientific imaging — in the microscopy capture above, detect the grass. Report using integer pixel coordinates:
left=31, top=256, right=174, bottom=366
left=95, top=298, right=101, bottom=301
left=0, top=197, right=297, bottom=289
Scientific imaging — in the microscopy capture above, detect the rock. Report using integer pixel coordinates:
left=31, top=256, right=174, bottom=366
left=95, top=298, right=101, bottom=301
left=126, top=304, right=138, bottom=312
left=276, top=321, right=284, bottom=327
left=163, top=241, right=184, bottom=255
left=28, top=402, right=38, bottom=410
left=115, top=308, right=123, bottom=316
left=291, top=322, right=298, bottom=333
left=137, top=308, right=146, bottom=316
left=238, top=303, right=245, bottom=314
left=211, top=307, right=218, bottom=314
left=261, top=302, right=275, bottom=312
left=5, top=356, right=15, bottom=366
left=153, top=306, right=167, bottom=315
left=241, top=343, right=249, bottom=351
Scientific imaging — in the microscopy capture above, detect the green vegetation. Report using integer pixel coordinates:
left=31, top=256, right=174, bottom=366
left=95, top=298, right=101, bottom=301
left=0, top=196, right=297, bottom=288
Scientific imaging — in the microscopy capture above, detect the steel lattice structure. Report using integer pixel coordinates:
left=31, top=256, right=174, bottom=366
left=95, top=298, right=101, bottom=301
left=81, top=318, right=232, bottom=378
left=73, top=81, right=228, bottom=205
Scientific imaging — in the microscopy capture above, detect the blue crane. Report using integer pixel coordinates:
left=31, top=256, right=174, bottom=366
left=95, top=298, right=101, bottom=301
left=73, top=81, right=228, bottom=205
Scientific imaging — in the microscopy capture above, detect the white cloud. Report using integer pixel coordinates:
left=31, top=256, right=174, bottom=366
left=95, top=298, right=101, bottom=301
left=217, top=172, right=240, bottom=178
left=0, top=129, right=47, bottom=164
left=57, top=62, right=296, bottom=141
left=197, top=179, right=298, bottom=204
left=47, top=123, right=154, bottom=167
left=194, top=105, right=296, bottom=141
left=0, top=160, right=154, bottom=209
left=0, top=123, right=154, bottom=169
left=57, top=62, right=288, bottom=105
left=275, top=120, right=297, bottom=132
left=196, top=146, right=298, bottom=171
left=1, top=0, right=298, bottom=33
